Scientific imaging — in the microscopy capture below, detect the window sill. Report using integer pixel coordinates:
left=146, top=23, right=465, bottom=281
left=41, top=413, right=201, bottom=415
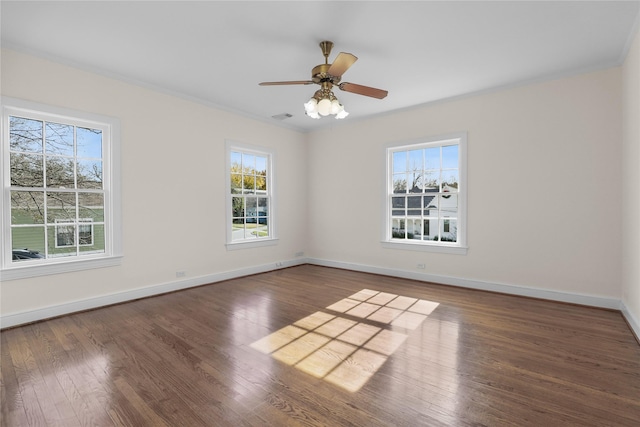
left=381, top=241, right=468, bottom=255
left=226, top=238, right=279, bottom=251
left=1, top=255, right=123, bottom=281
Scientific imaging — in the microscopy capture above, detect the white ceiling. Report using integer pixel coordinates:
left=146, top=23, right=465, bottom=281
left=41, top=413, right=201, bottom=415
left=2, top=1, right=639, bottom=133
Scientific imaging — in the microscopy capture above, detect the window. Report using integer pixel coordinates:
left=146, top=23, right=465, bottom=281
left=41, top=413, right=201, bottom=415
left=1, top=98, right=121, bottom=279
left=225, top=141, right=276, bottom=248
left=384, top=133, right=467, bottom=254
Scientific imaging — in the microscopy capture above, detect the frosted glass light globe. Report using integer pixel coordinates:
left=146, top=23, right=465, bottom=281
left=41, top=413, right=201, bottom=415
left=317, top=98, right=331, bottom=116
left=335, top=104, right=349, bottom=119
left=304, top=98, right=318, bottom=113
left=330, top=99, right=341, bottom=115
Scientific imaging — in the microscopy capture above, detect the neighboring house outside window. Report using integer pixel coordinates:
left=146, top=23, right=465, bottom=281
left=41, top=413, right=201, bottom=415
left=1, top=98, right=121, bottom=279
left=384, top=133, right=467, bottom=254
left=225, top=141, right=276, bottom=248
left=54, top=218, right=94, bottom=248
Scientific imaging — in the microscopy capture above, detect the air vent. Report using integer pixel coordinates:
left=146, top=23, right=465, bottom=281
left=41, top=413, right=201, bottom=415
left=272, top=113, right=293, bottom=121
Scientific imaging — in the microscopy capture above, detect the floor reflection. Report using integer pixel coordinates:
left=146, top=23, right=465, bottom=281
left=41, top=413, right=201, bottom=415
left=250, top=289, right=440, bottom=392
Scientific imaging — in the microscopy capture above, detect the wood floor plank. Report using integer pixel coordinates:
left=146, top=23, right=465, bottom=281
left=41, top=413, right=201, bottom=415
left=2, top=265, right=639, bottom=426
left=1, top=330, right=30, bottom=427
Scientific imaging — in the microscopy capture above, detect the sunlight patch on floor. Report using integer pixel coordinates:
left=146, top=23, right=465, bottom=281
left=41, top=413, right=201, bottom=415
left=250, top=289, right=440, bottom=392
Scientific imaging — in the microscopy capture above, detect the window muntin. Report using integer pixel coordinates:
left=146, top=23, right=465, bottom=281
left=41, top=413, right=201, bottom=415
left=2, top=98, right=120, bottom=276
left=386, top=135, right=466, bottom=250
left=227, top=144, right=274, bottom=245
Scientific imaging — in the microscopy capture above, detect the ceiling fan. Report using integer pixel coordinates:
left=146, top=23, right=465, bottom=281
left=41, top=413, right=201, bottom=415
left=259, top=41, right=388, bottom=119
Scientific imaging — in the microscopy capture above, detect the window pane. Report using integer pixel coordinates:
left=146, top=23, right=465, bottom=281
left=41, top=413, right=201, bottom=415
left=258, top=197, right=268, bottom=222
left=242, top=153, right=256, bottom=171
left=256, top=156, right=267, bottom=176
left=78, top=193, right=104, bottom=222
left=232, top=197, right=244, bottom=218
left=77, top=159, right=102, bottom=189
left=256, top=174, right=267, bottom=193
left=78, top=222, right=93, bottom=246
left=442, top=170, right=459, bottom=191
left=441, top=219, right=457, bottom=242
left=442, top=145, right=459, bottom=169
left=393, top=174, right=407, bottom=193
left=423, top=195, right=437, bottom=216
left=46, top=156, right=75, bottom=188
left=243, top=174, right=256, bottom=193
left=423, top=219, right=431, bottom=240
left=80, top=224, right=105, bottom=254
left=10, top=153, right=44, bottom=187
left=392, top=151, right=406, bottom=173
left=408, top=149, right=423, bottom=171
left=11, top=191, right=45, bottom=224
left=391, top=219, right=405, bottom=239
left=231, top=174, right=242, bottom=194
left=231, top=151, right=242, bottom=168
left=77, top=127, right=102, bottom=158
left=425, top=147, right=439, bottom=169
left=45, top=122, right=74, bottom=156
left=408, top=172, right=423, bottom=193
left=49, top=224, right=77, bottom=256
left=392, top=196, right=405, bottom=216
left=423, top=170, right=439, bottom=192
left=245, top=197, right=257, bottom=219
left=244, top=226, right=257, bottom=240
left=407, top=219, right=421, bottom=239
left=424, top=218, right=438, bottom=241
left=440, top=194, right=458, bottom=217
left=46, top=192, right=76, bottom=222
left=407, top=196, right=421, bottom=216
left=253, top=224, right=269, bottom=238
left=11, top=227, right=45, bottom=261
left=10, top=116, right=42, bottom=153
left=232, top=218, right=244, bottom=241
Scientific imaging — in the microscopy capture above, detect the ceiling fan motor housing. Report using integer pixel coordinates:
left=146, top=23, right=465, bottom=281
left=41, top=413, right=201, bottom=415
left=311, top=63, right=340, bottom=85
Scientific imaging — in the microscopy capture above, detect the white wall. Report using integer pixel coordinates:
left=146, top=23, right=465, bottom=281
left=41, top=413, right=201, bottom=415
left=1, top=49, right=308, bottom=323
left=308, top=67, right=623, bottom=304
left=1, top=47, right=633, bottom=329
left=622, top=29, right=640, bottom=336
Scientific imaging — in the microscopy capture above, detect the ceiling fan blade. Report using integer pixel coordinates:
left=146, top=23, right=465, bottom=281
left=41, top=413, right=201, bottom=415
left=259, top=81, right=314, bottom=86
left=339, top=82, right=388, bottom=99
left=327, top=52, right=357, bottom=77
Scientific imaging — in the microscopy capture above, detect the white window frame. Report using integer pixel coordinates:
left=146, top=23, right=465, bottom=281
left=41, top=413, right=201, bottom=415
left=1, top=97, right=122, bottom=280
left=225, top=140, right=277, bottom=250
left=382, top=133, right=468, bottom=255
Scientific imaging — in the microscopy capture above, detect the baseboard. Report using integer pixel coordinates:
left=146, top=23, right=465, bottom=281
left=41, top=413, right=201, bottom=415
left=1, top=257, right=628, bottom=329
left=0, top=258, right=307, bottom=329
left=308, top=258, right=622, bottom=310
left=621, top=300, right=640, bottom=342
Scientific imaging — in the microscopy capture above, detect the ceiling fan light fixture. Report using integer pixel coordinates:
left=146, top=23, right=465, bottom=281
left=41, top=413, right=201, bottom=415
left=304, top=89, right=348, bottom=119
left=260, top=41, right=386, bottom=122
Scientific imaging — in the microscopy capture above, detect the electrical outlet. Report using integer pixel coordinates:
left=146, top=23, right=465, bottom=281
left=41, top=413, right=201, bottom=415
left=416, top=263, right=426, bottom=270
left=176, top=271, right=186, bottom=278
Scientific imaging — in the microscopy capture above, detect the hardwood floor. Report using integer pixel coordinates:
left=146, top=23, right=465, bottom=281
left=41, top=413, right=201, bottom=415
left=1, top=265, right=639, bottom=426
